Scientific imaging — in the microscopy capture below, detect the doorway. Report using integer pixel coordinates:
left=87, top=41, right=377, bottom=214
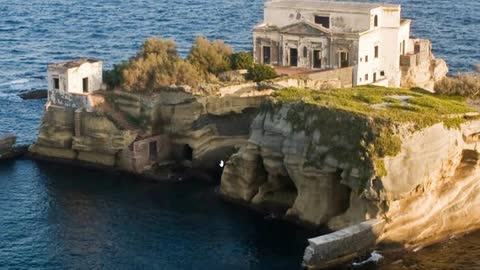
left=149, top=141, right=158, bottom=161
left=313, top=50, right=322, bottom=69
left=339, top=52, right=349, bottom=68
left=290, top=48, right=298, bottom=67
left=263, top=46, right=271, bottom=64
left=82, top=77, right=89, bottom=93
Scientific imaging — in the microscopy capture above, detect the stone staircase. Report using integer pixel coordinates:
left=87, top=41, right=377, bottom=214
left=95, top=101, right=146, bottom=139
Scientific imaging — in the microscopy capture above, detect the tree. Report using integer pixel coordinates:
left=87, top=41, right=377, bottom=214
left=246, top=64, right=278, bottom=82
left=103, top=61, right=129, bottom=89
left=231, top=52, right=253, bottom=70
left=188, top=36, right=233, bottom=76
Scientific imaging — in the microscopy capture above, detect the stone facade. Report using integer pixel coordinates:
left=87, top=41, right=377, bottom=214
left=253, top=1, right=412, bottom=87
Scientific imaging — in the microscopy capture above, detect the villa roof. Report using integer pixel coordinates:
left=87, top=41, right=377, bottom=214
left=265, top=0, right=400, bottom=13
left=48, top=59, right=102, bottom=70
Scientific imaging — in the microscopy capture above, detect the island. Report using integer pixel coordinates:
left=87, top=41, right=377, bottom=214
left=23, top=1, right=480, bottom=269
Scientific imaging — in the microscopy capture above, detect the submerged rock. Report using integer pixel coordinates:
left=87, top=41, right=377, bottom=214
left=18, top=89, right=48, bottom=100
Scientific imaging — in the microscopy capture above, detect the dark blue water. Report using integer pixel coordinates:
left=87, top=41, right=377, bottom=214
left=0, top=159, right=317, bottom=269
left=0, top=0, right=479, bottom=269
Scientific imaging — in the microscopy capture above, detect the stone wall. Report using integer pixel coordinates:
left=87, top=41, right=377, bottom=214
left=48, top=91, right=93, bottom=112
left=303, top=219, right=386, bottom=268
left=118, top=135, right=171, bottom=172
left=307, top=67, right=354, bottom=88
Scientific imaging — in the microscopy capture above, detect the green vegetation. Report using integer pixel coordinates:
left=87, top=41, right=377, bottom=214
left=269, top=86, right=476, bottom=183
left=230, top=52, right=254, bottom=70
left=103, top=61, right=128, bottom=89
left=246, top=64, right=278, bottom=82
left=273, top=86, right=474, bottom=130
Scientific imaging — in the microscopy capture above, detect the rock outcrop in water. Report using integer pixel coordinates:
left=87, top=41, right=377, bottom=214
left=29, top=84, right=270, bottom=172
left=220, top=87, right=480, bottom=249
left=0, top=135, right=17, bottom=161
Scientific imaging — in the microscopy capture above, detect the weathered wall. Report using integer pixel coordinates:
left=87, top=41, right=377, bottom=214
left=400, top=39, right=448, bottom=91
left=307, top=66, right=353, bottom=87
left=263, top=2, right=372, bottom=32
left=48, top=91, right=92, bottom=111
left=66, top=61, right=103, bottom=94
left=119, top=135, right=171, bottom=172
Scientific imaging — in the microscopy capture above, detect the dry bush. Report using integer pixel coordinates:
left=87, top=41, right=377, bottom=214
left=435, top=72, right=480, bottom=98
left=188, top=36, right=233, bottom=76
left=175, top=60, right=202, bottom=86
left=121, top=37, right=203, bottom=92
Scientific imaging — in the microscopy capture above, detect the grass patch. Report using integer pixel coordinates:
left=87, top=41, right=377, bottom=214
left=273, top=86, right=475, bottom=131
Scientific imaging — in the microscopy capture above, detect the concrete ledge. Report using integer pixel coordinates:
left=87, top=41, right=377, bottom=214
left=302, top=219, right=385, bottom=269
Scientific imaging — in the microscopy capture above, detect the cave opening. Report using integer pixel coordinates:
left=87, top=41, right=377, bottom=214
left=183, top=144, right=193, bottom=161
left=332, top=169, right=353, bottom=217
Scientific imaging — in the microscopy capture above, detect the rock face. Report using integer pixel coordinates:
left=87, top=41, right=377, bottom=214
left=105, top=87, right=268, bottom=171
left=220, top=87, right=480, bottom=248
left=0, top=135, right=16, bottom=160
left=29, top=105, right=138, bottom=166
left=30, top=85, right=269, bottom=171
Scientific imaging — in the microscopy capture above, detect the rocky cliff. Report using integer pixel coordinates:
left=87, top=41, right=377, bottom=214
left=220, top=86, right=480, bottom=247
left=29, top=104, right=137, bottom=166
left=29, top=84, right=270, bottom=172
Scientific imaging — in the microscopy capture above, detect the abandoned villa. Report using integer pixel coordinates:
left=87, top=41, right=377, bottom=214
left=254, top=0, right=414, bottom=87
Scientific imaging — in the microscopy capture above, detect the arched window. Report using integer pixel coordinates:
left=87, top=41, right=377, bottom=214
left=374, top=15, right=379, bottom=27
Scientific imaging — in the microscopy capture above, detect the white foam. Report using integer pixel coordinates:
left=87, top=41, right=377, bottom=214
left=352, top=250, right=383, bottom=267
left=0, top=79, right=30, bottom=86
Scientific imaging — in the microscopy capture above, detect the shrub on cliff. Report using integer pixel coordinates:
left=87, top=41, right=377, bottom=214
left=174, top=60, right=203, bottom=86
left=246, top=64, right=277, bottom=82
left=104, top=61, right=128, bottom=89
left=435, top=73, right=480, bottom=98
left=188, top=36, right=233, bottom=77
left=230, top=52, right=253, bottom=70
left=120, top=37, right=203, bottom=92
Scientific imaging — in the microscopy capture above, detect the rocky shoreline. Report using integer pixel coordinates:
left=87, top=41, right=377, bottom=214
left=0, top=135, right=29, bottom=162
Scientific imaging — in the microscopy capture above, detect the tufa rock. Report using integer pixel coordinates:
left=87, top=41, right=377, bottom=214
left=18, top=89, right=48, bottom=100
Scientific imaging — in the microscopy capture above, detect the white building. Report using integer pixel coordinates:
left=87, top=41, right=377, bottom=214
left=253, top=0, right=412, bottom=87
left=47, top=59, right=103, bottom=110
left=47, top=59, right=103, bottom=94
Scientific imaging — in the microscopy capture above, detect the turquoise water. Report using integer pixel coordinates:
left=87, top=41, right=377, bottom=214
left=0, top=0, right=479, bottom=269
